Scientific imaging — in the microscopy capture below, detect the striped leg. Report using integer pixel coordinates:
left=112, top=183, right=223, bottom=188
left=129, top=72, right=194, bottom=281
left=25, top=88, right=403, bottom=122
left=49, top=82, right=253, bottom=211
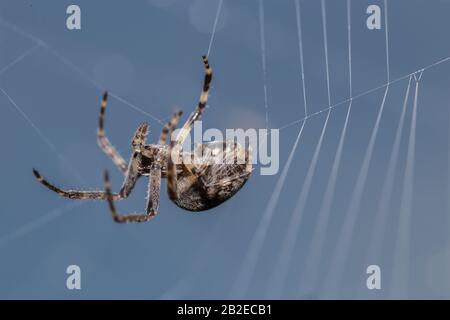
left=167, top=114, right=184, bottom=201
left=33, top=105, right=149, bottom=203
left=32, top=150, right=141, bottom=201
left=97, top=91, right=128, bottom=174
left=33, top=168, right=120, bottom=201
left=158, top=111, right=183, bottom=145
left=131, top=122, right=150, bottom=151
left=104, top=165, right=161, bottom=223
left=175, top=55, right=212, bottom=145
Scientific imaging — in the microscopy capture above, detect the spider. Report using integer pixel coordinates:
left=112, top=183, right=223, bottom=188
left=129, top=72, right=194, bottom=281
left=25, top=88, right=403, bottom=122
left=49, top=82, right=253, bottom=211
left=32, top=56, right=253, bottom=223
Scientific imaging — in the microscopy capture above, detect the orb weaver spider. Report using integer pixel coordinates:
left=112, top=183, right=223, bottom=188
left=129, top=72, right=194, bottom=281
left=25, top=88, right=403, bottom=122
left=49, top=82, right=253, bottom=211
left=33, top=56, right=253, bottom=223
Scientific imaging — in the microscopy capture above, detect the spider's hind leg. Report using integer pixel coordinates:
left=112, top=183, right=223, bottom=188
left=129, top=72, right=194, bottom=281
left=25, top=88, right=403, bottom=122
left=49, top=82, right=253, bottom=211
left=33, top=139, right=144, bottom=202
left=32, top=168, right=121, bottom=200
left=103, top=122, right=164, bottom=223
left=104, top=165, right=161, bottom=223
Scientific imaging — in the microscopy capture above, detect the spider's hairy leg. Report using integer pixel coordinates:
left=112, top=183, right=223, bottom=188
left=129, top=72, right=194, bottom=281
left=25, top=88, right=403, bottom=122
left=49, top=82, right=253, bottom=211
left=176, top=55, right=212, bottom=145
left=104, top=167, right=161, bottom=223
left=167, top=114, right=183, bottom=201
left=32, top=147, right=142, bottom=201
left=97, top=91, right=128, bottom=174
left=147, top=164, right=162, bottom=215
left=131, top=122, right=150, bottom=151
left=32, top=168, right=121, bottom=200
left=160, top=110, right=199, bottom=177
left=158, top=110, right=183, bottom=145
left=118, top=150, right=142, bottom=198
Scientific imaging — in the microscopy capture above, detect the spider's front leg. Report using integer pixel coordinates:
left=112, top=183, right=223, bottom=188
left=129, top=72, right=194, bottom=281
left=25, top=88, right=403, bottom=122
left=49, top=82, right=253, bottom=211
left=175, top=55, right=212, bottom=145
left=104, top=164, right=161, bottom=223
left=166, top=109, right=186, bottom=201
left=158, top=110, right=183, bottom=145
left=166, top=56, right=213, bottom=199
left=97, top=91, right=128, bottom=174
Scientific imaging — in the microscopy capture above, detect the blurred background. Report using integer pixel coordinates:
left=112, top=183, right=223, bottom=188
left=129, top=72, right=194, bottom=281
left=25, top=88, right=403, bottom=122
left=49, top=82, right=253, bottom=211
left=0, top=0, right=449, bottom=299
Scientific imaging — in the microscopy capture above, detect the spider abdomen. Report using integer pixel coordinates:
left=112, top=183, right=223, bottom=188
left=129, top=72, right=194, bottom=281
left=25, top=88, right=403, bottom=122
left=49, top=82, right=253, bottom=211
left=172, top=166, right=250, bottom=211
left=171, top=141, right=252, bottom=212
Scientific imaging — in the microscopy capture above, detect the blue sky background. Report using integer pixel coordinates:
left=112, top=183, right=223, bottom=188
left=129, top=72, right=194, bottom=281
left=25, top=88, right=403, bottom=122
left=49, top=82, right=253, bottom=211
left=0, top=0, right=450, bottom=299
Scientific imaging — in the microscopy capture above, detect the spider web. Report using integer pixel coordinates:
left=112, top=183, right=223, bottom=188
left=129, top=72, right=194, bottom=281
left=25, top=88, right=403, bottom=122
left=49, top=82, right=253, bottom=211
left=0, top=0, right=449, bottom=299
left=230, top=0, right=444, bottom=299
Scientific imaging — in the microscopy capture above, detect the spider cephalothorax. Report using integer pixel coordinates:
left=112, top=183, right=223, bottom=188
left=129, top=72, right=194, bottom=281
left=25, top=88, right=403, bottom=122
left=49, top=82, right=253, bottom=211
left=33, top=56, right=253, bottom=223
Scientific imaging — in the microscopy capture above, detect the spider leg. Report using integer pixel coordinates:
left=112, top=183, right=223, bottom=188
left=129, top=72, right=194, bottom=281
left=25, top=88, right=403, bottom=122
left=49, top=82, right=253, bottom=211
left=147, top=164, right=162, bottom=215
left=158, top=111, right=183, bottom=145
left=175, top=56, right=212, bottom=145
left=114, top=122, right=150, bottom=197
left=167, top=113, right=184, bottom=201
left=32, top=146, right=143, bottom=200
left=159, top=111, right=200, bottom=177
left=97, top=91, right=128, bottom=174
left=131, top=122, right=149, bottom=151
left=104, top=165, right=161, bottom=223
left=32, top=168, right=120, bottom=200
